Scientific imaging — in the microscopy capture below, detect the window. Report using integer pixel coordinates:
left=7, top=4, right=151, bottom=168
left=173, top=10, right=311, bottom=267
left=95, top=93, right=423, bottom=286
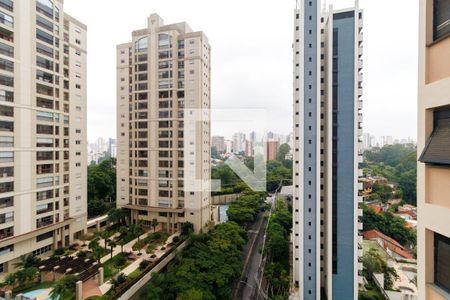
left=36, top=111, right=54, bottom=122
left=32, top=245, right=52, bottom=256
left=419, top=108, right=450, bottom=164
left=36, top=15, right=53, bottom=32
left=435, top=232, right=450, bottom=292
left=433, top=0, right=450, bottom=41
left=36, top=231, right=53, bottom=242
left=36, top=0, right=53, bottom=18
left=0, top=42, right=13, bottom=58
left=0, top=58, right=13, bottom=73
left=36, top=29, right=54, bottom=46
left=0, top=244, right=13, bottom=256
left=37, top=137, right=53, bottom=147
left=0, top=212, right=13, bottom=224
left=0, top=11, right=13, bottom=27
left=0, top=196, right=12, bottom=209
left=135, top=37, right=148, bottom=52
left=0, top=151, right=12, bottom=163
left=158, top=34, right=171, bottom=49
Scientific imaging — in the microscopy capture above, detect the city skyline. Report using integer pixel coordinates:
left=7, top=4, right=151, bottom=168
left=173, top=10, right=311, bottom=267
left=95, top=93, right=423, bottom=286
left=64, top=0, right=418, bottom=142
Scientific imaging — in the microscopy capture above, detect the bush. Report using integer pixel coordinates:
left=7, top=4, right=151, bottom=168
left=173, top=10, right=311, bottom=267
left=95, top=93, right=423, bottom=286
left=139, top=260, right=150, bottom=270
left=114, top=256, right=127, bottom=267
left=77, top=251, right=88, bottom=259
left=172, top=236, right=179, bottom=243
left=150, top=254, right=157, bottom=258
left=54, top=247, right=65, bottom=256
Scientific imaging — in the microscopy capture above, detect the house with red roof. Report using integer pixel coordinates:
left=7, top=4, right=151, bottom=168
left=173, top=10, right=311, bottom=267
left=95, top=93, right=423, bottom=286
left=363, top=230, right=414, bottom=260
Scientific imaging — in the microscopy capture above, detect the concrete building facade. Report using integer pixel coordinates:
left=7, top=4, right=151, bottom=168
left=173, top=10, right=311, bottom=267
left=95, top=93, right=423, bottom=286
left=292, top=1, right=363, bottom=298
left=417, top=0, right=450, bottom=299
left=116, top=14, right=212, bottom=233
left=0, top=0, right=87, bottom=277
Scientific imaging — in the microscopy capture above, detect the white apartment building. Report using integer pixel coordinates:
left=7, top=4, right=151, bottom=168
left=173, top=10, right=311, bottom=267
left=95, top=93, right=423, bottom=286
left=0, top=0, right=87, bottom=276
left=116, top=14, right=212, bottom=233
left=292, top=0, right=363, bottom=299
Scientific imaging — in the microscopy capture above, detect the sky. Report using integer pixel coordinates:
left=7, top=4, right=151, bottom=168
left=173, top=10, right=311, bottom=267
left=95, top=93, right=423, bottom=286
left=64, top=0, right=418, bottom=142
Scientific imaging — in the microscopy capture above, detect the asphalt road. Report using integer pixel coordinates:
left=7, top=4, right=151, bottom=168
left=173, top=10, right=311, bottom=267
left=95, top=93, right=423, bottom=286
left=232, top=196, right=274, bottom=300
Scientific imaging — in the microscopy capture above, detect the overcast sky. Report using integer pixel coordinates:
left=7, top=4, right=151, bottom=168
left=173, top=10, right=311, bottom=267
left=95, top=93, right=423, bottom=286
left=64, top=0, right=418, bottom=142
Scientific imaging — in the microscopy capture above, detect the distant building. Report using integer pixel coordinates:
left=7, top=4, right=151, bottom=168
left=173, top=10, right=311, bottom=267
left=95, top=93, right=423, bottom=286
left=363, top=230, right=414, bottom=260
left=232, top=132, right=246, bottom=153
left=245, top=140, right=253, bottom=157
left=212, top=136, right=225, bottom=153
left=108, top=138, right=117, bottom=158
left=266, top=140, right=279, bottom=161
left=224, top=139, right=233, bottom=154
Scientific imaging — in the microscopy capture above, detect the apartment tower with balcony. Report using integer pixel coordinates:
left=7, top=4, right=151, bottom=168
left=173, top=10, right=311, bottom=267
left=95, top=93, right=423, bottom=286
left=0, top=0, right=87, bottom=276
left=417, top=0, right=450, bottom=299
left=116, top=14, right=212, bottom=233
left=292, top=1, right=363, bottom=298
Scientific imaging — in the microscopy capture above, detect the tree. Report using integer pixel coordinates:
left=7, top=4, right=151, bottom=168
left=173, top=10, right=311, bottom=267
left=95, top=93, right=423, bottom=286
left=88, top=238, right=103, bottom=262
left=181, top=222, right=194, bottom=236
left=100, top=230, right=112, bottom=249
left=4, top=273, right=15, bottom=288
left=362, top=249, right=398, bottom=290
left=50, top=275, right=78, bottom=300
left=151, top=218, right=159, bottom=232
left=108, top=208, right=128, bottom=226
left=118, top=239, right=125, bottom=253
left=14, top=255, right=41, bottom=269
left=108, top=239, right=117, bottom=259
left=176, top=288, right=205, bottom=300
left=276, top=143, right=291, bottom=161
left=110, top=273, right=127, bottom=290
left=87, top=158, right=116, bottom=217
left=362, top=204, right=416, bottom=246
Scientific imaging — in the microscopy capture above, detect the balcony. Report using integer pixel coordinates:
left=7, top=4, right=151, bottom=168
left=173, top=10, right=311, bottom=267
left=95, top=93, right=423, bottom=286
left=0, top=181, right=13, bottom=193
left=36, top=216, right=54, bottom=229
left=0, top=212, right=13, bottom=224
left=0, top=166, right=13, bottom=177
left=36, top=84, right=53, bottom=97
left=0, top=12, right=13, bottom=28
left=0, top=0, right=13, bottom=12
left=0, top=27, right=12, bottom=43
left=36, top=124, right=53, bottom=135
left=0, top=226, right=13, bottom=240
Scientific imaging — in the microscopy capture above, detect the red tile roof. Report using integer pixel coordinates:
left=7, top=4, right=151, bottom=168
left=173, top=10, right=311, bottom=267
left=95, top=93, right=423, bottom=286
left=363, top=229, right=413, bottom=259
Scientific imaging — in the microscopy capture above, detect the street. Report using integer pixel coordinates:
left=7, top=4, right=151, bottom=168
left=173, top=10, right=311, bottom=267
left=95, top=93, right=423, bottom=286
left=232, top=195, right=274, bottom=300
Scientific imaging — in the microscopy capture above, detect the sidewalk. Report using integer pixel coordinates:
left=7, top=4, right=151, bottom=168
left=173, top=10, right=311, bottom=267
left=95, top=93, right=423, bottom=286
left=99, top=232, right=180, bottom=295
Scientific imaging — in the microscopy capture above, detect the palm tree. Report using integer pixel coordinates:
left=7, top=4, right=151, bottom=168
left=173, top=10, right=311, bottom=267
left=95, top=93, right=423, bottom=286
left=108, top=239, right=117, bottom=259
left=134, top=220, right=144, bottom=242
left=14, top=254, right=41, bottom=269
left=117, top=239, right=125, bottom=253
left=100, top=230, right=112, bottom=248
left=88, top=237, right=102, bottom=262
left=23, top=267, right=38, bottom=283
left=49, top=275, right=78, bottom=300
left=4, top=273, right=15, bottom=288
left=151, top=218, right=159, bottom=232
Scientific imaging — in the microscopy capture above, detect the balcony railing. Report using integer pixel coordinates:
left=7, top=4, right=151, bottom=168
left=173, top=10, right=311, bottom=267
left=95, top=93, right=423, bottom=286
left=0, top=0, right=13, bottom=12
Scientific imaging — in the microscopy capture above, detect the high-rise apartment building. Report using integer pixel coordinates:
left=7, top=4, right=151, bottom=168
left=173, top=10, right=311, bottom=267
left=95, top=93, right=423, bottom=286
left=266, top=140, right=279, bottom=161
left=232, top=132, right=246, bottom=153
left=0, top=0, right=87, bottom=276
left=116, top=14, right=212, bottom=233
left=292, top=1, right=363, bottom=299
left=417, top=0, right=450, bottom=299
left=211, top=136, right=225, bottom=153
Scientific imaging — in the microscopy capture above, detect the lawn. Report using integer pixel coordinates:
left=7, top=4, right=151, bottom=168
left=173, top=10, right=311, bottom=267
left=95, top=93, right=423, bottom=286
left=102, top=252, right=131, bottom=279
left=363, top=240, right=389, bottom=260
